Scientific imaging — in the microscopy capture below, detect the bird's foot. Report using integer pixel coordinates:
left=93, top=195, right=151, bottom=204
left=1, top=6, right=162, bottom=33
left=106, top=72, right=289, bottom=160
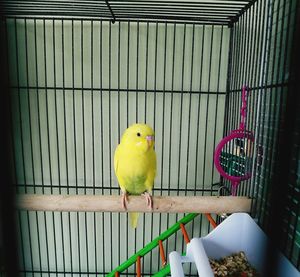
left=121, top=191, right=128, bottom=210
left=142, top=192, right=153, bottom=210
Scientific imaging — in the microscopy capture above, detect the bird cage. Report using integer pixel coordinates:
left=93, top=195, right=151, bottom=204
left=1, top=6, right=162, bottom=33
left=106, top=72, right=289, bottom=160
left=0, top=0, right=299, bottom=276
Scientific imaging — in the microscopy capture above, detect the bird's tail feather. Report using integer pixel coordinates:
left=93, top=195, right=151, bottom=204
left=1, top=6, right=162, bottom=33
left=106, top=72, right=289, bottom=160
left=129, top=212, right=139, bottom=228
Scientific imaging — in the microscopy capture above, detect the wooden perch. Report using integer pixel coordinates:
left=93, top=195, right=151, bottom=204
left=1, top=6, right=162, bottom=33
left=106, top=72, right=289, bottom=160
left=16, top=194, right=251, bottom=213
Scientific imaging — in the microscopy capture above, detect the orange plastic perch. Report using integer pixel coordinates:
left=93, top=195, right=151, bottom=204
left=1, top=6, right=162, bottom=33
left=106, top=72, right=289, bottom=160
left=180, top=223, right=190, bottom=244
left=158, top=240, right=167, bottom=266
left=205, top=213, right=217, bottom=229
left=136, top=256, right=141, bottom=277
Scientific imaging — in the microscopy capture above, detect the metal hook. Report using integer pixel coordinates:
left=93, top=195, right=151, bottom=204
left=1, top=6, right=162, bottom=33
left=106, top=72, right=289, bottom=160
left=217, top=185, right=231, bottom=197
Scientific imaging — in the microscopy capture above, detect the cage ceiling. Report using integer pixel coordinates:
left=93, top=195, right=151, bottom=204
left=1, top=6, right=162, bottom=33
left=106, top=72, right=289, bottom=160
left=1, top=0, right=255, bottom=25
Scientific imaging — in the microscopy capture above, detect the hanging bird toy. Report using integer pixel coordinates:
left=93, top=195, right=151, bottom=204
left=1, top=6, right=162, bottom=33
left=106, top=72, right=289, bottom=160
left=214, top=86, right=255, bottom=196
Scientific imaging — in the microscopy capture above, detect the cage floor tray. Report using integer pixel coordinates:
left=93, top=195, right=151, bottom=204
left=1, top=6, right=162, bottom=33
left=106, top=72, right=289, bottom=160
left=169, top=213, right=299, bottom=277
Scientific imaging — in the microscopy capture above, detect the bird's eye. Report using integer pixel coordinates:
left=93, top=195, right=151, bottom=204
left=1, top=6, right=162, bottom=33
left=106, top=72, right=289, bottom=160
left=137, top=132, right=141, bottom=137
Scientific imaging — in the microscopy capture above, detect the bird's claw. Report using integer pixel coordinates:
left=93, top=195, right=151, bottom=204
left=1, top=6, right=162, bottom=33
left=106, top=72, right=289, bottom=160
left=142, top=192, right=153, bottom=210
left=122, top=192, right=128, bottom=210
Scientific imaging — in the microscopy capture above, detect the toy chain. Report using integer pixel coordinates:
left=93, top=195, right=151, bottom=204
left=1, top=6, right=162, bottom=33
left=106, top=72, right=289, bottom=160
left=239, top=85, right=249, bottom=131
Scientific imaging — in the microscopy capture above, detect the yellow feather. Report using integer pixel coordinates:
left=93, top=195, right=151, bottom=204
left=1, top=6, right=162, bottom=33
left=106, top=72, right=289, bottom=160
left=114, top=123, right=157, bottom=227
left=129, top=212, right=139, bottom=229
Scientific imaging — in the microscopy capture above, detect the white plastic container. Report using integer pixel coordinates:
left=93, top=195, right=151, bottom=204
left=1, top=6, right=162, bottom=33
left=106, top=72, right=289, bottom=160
left=169, top=213, right=300, bottom=277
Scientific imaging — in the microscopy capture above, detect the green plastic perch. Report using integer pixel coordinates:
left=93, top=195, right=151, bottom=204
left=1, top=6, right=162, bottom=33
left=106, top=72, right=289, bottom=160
left=152, top=263, right=171, bottom=277
left=107, top=213, right=198, bottom=277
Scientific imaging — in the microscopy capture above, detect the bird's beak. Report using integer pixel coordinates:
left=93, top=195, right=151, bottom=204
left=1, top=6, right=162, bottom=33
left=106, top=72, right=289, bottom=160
left=146, top=135, right=154, bottom=148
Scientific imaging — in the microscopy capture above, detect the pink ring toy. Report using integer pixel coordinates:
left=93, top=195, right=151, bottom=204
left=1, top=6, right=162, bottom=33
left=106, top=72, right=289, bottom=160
left=214, top=86, right=254, bottom=196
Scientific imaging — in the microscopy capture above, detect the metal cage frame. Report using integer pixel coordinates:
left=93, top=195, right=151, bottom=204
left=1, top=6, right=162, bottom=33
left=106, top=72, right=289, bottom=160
left=0, top=0, right=299, bottom=276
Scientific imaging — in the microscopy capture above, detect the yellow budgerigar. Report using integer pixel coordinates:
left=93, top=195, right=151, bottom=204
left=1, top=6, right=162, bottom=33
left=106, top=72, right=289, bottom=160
left=114, top=123, right=156, bottom=228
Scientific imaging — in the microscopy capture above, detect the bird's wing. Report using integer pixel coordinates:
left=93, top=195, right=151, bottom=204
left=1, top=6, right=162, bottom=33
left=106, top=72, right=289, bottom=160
left=114, top=144, right=120, bottom=175
left=114, top=144, right=126, bottom=192
left=145, top=150, right=157, bottom=192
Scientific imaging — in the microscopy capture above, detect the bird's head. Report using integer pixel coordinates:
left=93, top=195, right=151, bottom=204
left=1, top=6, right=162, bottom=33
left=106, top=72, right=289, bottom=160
left=121, top=123, right=155, bottom=152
